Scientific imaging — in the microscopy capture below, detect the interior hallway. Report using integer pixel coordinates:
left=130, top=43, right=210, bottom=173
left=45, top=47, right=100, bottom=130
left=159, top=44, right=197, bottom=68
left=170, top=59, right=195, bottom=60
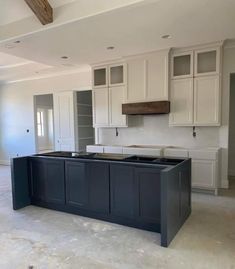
left=0, top=165, right=234, bottom=269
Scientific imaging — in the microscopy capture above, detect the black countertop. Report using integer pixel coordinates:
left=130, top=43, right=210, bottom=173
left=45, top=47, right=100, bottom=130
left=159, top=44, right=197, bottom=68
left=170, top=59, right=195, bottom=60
left=35, top=151, right=185, bottom=166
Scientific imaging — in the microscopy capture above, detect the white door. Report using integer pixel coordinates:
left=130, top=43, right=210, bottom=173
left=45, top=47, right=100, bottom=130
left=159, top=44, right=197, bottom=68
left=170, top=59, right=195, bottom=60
left=194, top=76, right=220, bottom=126
left=109, top=86, right=127, bottom=127
left=169, top=78, right=193, bottom=125
left=54, top=91, right=76, bottom=151
left=92, top=88, right=109, bottom=127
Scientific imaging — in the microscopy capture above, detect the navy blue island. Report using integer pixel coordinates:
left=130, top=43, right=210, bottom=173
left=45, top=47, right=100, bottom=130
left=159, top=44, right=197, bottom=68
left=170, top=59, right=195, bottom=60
left=11, top=152, right=191, bottom=247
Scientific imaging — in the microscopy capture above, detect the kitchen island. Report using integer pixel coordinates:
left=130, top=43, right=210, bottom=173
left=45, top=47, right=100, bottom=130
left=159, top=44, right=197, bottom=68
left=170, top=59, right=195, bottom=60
left=11, top=152, right=191, bottom=247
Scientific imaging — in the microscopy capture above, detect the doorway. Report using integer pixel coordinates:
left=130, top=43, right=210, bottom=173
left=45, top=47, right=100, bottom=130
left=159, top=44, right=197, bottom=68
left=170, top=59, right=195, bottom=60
left=228, top=74, right=235, bottom=188
left=34, top=94, right=54, bottom=153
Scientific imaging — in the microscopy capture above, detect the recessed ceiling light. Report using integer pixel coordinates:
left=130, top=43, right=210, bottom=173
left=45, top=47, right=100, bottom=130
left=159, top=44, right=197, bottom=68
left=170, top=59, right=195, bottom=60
left=107, top=46, right=115, bottom=50
left=61, top=56, right=69, bottom=59
left=161, top=34, right=171, bottom=39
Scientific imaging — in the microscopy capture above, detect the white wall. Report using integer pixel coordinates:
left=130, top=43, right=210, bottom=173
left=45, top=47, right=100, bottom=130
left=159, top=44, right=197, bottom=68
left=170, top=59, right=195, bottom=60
left=98, top=115, right=220, bottom=148
left=0, top=71, right=91, bottom=164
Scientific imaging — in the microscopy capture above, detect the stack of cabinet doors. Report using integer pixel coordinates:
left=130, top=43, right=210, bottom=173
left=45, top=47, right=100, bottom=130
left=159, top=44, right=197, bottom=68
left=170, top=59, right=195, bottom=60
left=169, top=43, right=222, bottom=126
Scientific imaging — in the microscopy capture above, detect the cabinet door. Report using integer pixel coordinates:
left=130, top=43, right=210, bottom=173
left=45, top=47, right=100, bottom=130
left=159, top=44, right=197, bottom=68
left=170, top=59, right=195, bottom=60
left=54, top=91, right=76, bottom=151
left=194, top=47, right=220, bottom=77
left=169, top=79, right=193, bottom=125
left=171, top=51, right=193, bottom=79
left=110, top=164, right=136, bottom=219
left=135, top=168, right=161, bottom=224
left=92, top=88, right=109, bottom=127
left=109, top=86, right=127, bottom=127
left=126, top=58, right=146, bottom=102
left=45, top=159, right=65, bottom=204
left=192, top=159, right=216, bottom=189
left=30, top=159, right=46, bottom=202
left=93, top=66, right=108, bottom=88
left=65, top=161, right=88, bottom=208
left=87, top=162, right=109, bottom=214
left=109, top=64, right=126, bottom=87
left=194, top=76, right=220, bottom=126
left=146, top=50, right=169, bottom=101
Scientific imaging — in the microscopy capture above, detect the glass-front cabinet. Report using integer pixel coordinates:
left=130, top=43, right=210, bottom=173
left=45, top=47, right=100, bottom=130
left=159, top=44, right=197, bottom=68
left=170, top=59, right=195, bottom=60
left=92, top=62, right=127, bottom=127
left=170, top=43, right=222, bottom=127
left=171, top=51, right=193, bottom=79
left=194, top=47, right=220, bottom=76
left=93, top=64, right=126, bottom=88
left=93, top=66, right=108, bottom=88
left=109, top=64, right=126, bottom=86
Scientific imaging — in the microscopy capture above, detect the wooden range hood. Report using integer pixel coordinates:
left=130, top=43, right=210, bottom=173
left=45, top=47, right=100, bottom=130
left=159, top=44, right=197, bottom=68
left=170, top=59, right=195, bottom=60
left=122, top=101, right=170, bottom=115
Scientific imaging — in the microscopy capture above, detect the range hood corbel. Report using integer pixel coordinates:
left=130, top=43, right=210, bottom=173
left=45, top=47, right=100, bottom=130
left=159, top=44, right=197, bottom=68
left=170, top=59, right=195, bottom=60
left=122, top=101, right=170, bottom=115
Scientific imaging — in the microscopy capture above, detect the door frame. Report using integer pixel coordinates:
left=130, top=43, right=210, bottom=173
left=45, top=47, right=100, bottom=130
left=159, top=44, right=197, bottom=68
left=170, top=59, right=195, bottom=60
left=33, top=94, right=55, bottom=154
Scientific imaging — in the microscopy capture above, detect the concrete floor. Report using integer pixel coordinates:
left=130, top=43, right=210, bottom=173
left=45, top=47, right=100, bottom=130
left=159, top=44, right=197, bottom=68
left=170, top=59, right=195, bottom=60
left=0, top=165, right=234, bottom=269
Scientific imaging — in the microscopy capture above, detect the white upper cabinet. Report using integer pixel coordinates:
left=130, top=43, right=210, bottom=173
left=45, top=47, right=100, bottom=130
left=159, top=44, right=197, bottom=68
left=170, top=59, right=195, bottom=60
left=194, top=47, right=220, bottom=76
left=92, top=63, right=127, bottom=128
left=194, top=76, right=220, bottom=126
left=93, top=66, right=108, bottom=88
left=169, top=79, right=194, bottom=126
left=125, top=49, right=170, bottom=103
left=170, top=43, right=222, bottom=127
left=171, top=51, right=193, bottom=79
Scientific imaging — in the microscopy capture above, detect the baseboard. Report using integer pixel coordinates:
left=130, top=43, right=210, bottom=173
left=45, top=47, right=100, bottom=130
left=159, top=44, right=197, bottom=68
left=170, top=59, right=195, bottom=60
left=0, top=160, right=10, bottom=166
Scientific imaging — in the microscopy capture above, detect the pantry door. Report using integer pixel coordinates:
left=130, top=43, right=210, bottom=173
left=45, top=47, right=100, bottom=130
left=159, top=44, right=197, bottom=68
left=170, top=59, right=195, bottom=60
left=53, top=91, right=76, bottom=151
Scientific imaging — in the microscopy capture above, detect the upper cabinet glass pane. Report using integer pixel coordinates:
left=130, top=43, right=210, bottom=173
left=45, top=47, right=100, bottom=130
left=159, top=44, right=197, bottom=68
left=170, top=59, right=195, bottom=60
left=110, top=65, right=124, bottom=85
left=173, top=55, right=191, bottom=77
left=197, top=50, right=216, bottom=74
left=94, top=68, right=106, bottom=86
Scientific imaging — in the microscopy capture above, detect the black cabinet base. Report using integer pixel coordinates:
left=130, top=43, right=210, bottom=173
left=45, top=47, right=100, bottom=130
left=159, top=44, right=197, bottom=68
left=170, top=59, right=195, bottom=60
left=11, top=156, right=191, bottom=248
left=31, top=200, right=161, bottom=233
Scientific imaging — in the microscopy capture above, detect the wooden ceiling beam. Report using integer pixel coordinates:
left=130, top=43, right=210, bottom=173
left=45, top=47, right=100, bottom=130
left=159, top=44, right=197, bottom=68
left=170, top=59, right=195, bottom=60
left=24, top=0, right=53, bottom=25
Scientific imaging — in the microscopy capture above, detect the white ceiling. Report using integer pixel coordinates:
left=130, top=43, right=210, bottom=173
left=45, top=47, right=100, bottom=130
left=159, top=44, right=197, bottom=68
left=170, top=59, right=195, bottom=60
left=0, top=0, right=76, bottom=26
left=0, top=0, right=235, bottom=83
